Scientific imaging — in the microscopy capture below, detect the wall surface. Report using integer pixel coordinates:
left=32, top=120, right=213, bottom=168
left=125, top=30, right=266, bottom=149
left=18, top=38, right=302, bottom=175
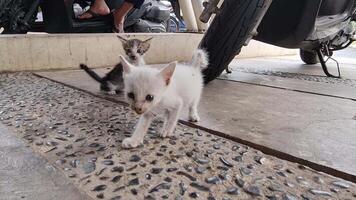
left=0, top=33, right=297, bottom=72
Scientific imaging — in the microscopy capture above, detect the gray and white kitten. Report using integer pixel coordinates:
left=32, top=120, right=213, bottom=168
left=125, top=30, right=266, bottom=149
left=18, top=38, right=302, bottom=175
left=80, top=36, right=152, bottom=94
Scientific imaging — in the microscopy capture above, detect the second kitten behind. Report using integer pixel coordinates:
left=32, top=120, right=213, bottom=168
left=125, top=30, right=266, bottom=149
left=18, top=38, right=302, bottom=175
left=80, top=36, right=152, bottom=94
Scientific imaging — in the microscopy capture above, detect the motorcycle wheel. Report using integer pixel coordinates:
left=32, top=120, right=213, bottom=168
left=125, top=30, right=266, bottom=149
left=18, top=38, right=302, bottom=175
left=300, top=49, right=319, bottom=64
left=200, top=0, right=272, bottom=83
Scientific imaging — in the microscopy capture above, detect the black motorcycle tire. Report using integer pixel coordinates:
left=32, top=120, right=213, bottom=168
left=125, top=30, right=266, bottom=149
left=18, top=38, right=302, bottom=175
left=300, top=49, right=319, bottom=64
left=200, top=0, right=272, bottom=83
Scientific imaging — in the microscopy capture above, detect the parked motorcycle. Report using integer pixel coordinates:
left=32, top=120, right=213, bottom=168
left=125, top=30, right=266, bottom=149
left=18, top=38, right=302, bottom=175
left=200, top=0, right=356, bottom=83
left=0, top=0, right=171, bottom=33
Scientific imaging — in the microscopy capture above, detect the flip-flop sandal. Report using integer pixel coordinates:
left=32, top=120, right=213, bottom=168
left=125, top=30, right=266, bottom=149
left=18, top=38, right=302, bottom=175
left=78, top=9, right=101, bottom=19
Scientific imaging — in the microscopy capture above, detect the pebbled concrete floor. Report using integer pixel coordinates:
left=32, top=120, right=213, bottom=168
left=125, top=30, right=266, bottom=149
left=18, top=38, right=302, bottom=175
left=35, top=47, right=356, bottom=178
left=0, top=124, right=89, bottom=200
left=1, top=73, right=356, bottom=200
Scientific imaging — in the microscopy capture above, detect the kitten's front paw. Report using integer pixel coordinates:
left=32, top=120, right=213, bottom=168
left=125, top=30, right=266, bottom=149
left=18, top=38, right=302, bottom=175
left=159, top=130, right=169, bottom=138
left=122, top=137, right=141, bottom=149
left=189, top=114, right=200, bottom=123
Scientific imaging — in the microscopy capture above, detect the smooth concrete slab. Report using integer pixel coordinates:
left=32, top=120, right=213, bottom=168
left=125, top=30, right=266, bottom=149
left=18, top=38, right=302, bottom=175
left=219, top=71, right=356, bottom=100
left=36, top=63, right=356, bottom=178
left=229, top=47, right=356, bottom=80
left=199, top=79, right=356, bottom=176
left=0, top=124, right=90, bottom=200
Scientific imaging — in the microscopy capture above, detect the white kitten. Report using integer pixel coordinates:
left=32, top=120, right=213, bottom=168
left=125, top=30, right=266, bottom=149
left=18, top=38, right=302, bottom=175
left=120, top=49, right=208, bottom=148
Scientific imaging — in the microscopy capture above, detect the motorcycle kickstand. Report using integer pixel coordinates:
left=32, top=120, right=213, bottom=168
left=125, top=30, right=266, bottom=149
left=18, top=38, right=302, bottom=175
left=316, top=49, right=341, bottom=78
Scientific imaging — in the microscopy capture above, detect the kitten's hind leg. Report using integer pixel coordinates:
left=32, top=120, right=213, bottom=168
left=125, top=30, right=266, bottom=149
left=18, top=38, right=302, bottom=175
left=161, top=102, right=182, bottom=138
left=188, top=101, right=200, bottom=122
left=122, top=113, right=153, bottom=148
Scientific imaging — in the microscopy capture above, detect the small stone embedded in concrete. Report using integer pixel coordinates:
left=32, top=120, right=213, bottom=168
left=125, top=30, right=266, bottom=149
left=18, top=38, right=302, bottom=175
left=111, top=175, right=122, bottom=183
left=102, top=160, right=114, bottom=166
left=179, top=182, right=187, bottom=195
left=166, top=167, right=178, bottom=172
left=111, top=166, right=124, bottom=173
left=177, top=171, right=197, bottom=181
left=128, top=178, right=139, bottom=186
left=282, top=193, right=297, bottom=200
left=254, top=155, right=266, bottom=164
left=144, top=195, right=155, bottom=200
left=130, top=188, right=138, bottom=195
left=129, top=155, right=141, bottom=162
left=312, top=176, right=323, bottom=184
left=219, top=157, right=234, bottom=167
left=244, top=186, right=261, bottom=196
left=277, top=171, right=288, bottom=177
left=332, top=181, right=350, bottom=189
left=70, top=159, right=80, bottom=168
left=164, top=177, right=172, bottom=182
left=145, top=174, right=152, bottom=180
left=225, top=187, right=239, bottom=195
left=268, top=183, right=284, bottom=192
left=232, top=156, right=242, bottom=162
left=330, top=188, right=339, bottom=193
left=96, top=193, right=104, bottom=199
left=190, top=182, right=210, bottom=192
left=309, top=189, right=332, bottom=196
left=83, top=162, right=96, bottom=174
left=189, top=192, right=199, bottom=198
left=95, top=167, right=107, bottom=176
left=110, top=196, right=122, bottom=200
left=240, top=167, right=252, bottom=175
left=92, top=184, right=107, bottom=192
left=206, top=176, right=220, bottom=184
left=213, top=144, right=220, bottom=149
left=195, top=166, right=207, bottom=174
left=296, top=176, right=309, bottom=185
left=232, top=145, right=240, bottom=151
left=149, top=183, right=171, bottom=193
left=195, top=157, right=210, bottom=164
left=284, top=182, right=295, bottom=188
left=151, top=168, right=163, bottom=174
left=234, top=177, right=245, bottom=187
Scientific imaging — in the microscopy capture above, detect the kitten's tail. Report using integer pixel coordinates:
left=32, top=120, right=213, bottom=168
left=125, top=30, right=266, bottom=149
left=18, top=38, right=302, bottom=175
left=191, top=49, right=209, bottom=70
left=79, top=64, right=103, bottom=83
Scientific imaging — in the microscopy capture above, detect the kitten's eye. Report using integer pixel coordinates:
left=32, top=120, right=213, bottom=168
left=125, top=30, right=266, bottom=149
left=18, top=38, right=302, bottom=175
left=137, top=49, right=143, bottom=54
left=127, top=92, right=135, bottom=99
left=145, top=94, right=154, bottom=102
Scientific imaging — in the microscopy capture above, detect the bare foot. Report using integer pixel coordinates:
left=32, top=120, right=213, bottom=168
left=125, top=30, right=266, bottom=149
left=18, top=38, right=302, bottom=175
left=78, top=0, right=110, bottom=19
left=113, top=23, right=124, bottom=33
left=113, top=2, right=134, bottom=33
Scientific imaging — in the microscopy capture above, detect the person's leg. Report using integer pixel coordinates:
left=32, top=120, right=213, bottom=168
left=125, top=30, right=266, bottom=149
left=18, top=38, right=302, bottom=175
left=78, top=0, right=110, bottom=19
left=113, top=1, right=134, bottom=33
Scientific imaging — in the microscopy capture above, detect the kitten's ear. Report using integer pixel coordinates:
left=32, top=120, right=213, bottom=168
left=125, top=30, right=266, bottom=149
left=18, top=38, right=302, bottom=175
left=119, top=55, right=132, bottom=74
left=143, top=37, right=153, bottom=44
left=117, top=35, right=128, bottom=43
left=140, top=37, right=153, bottom=52
left=159, top=61, right=176, bottom=86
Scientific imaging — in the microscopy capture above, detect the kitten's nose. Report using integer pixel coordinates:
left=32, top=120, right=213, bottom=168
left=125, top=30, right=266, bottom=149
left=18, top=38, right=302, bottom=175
left=130, top=55, right=136, bottom=60
left=134, top=107, right=143, bottom=114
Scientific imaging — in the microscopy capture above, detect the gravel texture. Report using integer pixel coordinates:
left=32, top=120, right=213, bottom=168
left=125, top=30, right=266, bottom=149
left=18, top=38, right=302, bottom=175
left=1, top=73, right=356, bottom=200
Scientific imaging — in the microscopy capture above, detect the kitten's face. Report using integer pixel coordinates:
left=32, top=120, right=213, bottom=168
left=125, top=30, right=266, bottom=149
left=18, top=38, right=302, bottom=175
left=118, top=36, right=152, bottom=61
left=120, top=56, right=176, bottom=115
